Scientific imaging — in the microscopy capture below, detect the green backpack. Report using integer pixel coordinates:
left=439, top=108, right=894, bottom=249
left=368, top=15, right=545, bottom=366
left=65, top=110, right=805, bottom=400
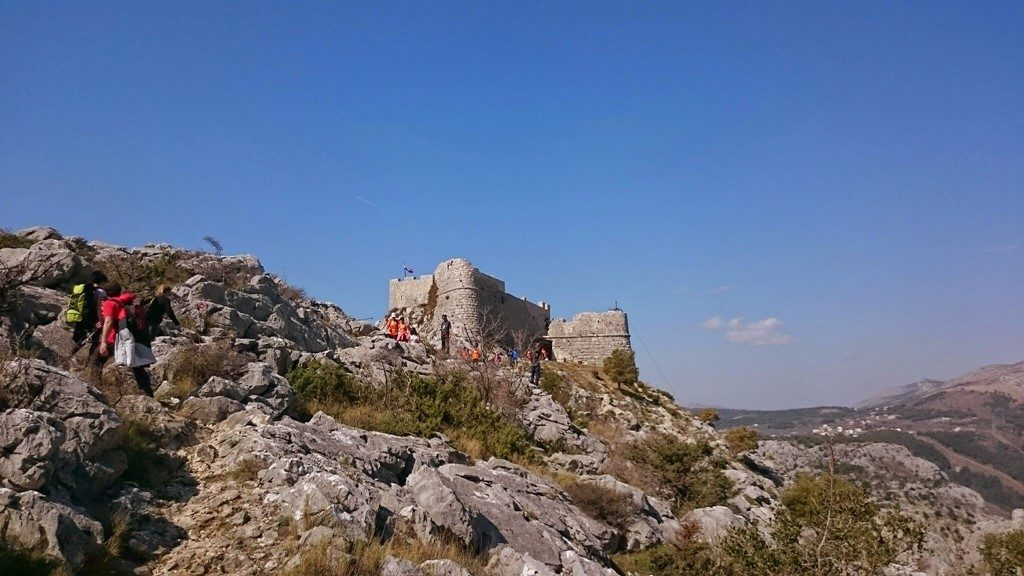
left=65, top=284, right=87, bottom=324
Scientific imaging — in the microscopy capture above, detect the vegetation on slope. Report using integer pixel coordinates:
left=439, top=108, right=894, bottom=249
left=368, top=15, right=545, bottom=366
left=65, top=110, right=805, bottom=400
left=288, top=361, right=534, bottom=461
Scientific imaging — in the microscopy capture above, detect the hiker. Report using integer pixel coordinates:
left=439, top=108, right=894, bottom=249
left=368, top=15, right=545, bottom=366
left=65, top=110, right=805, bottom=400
left=397, top=317, right=410, bottom=342
left=385, top=314, right=399, bottom=338
left=529, top=344, right=542, bottom=385
left=95, top=283, right=154, bottom=396
left=439, top=314, right=451, bottom=353
left=145, top=284, right=180, bottom=341
left=408, top=326, right=421, bottom=344
left=493, top=351, right=503, bottom=365
left=68, top=271, right=109, bottom=357
left=508, top=349, right=519, bottom=367
left=470, top=348, right=481, bottom=363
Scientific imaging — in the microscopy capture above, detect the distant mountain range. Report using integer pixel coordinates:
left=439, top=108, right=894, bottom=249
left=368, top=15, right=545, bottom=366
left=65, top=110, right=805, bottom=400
left=706, top=360, right=1024, bottom=512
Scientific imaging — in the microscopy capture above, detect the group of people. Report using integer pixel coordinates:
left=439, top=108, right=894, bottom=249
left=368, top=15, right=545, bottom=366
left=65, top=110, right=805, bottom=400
left=384, top=314, right=419, bottom=343
left=68, top=271, right=180, bottom=396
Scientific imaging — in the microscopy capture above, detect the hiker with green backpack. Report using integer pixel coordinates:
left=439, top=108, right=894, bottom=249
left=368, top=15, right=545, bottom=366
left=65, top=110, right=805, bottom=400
left=67, top=271, right=109, bottom=357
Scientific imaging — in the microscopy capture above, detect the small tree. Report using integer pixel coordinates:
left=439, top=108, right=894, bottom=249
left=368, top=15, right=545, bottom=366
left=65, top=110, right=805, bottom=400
left=603, top=348, right=639, bottom=386
left=697, top=408, right=721, bottom=425
left=202, top=235, right=223, bottom=256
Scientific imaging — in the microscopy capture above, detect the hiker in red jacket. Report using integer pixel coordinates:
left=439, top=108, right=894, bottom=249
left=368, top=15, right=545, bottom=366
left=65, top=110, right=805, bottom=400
left=95, top=283, right=154, bottom=396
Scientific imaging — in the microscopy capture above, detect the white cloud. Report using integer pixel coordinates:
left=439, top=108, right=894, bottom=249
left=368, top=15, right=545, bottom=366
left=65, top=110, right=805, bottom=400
left=702, top=316, right=793, bottom=346
left=701, top=316, right=725, bottom=330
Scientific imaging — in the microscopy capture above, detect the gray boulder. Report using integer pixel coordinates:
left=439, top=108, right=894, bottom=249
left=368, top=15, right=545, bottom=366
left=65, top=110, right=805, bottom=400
left=0, top=488, right=104, bottom=568
left=180, top=396, right=246, bottom=424
left=683, top=506, right=743, bottom=543
left=0, top=239, right=92, bottom=289
left=16, top=226, right=63, bottom=243
left=404, top=459, right=614, bottom=570
left=0, top=409, right=62, bottom=491
left=0, top=360, right=125, bottom=499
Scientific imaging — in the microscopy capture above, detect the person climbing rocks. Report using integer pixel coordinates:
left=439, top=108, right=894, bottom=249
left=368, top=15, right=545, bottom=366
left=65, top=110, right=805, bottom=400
left=145, top=284, right=180, bottom=341
left=509, top=348, right=519, bottom=367
left=95, top=283, right=154, bottom=396
left=470, top=347, right=481, bottom=363
left=439, top=314, right=451, bottom=353
left=529, top=343, right=542, bottom=386
left=69, top=271, right=108, bottom=357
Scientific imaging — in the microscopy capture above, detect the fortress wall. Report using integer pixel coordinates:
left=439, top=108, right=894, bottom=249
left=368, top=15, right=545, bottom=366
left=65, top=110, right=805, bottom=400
left=499, top=296, right=550, bottom=340
left=548, top=309, right=632, bottom=364
left=388, top=276, right=435, bottom=311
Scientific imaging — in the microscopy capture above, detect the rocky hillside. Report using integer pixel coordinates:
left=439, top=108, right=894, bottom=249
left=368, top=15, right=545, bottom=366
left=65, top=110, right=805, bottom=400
left=0, top=226, right=1018, bottom=576
left=717, top=361, right=1024, bottom=513
left=0, top=227, right=781, bottom=575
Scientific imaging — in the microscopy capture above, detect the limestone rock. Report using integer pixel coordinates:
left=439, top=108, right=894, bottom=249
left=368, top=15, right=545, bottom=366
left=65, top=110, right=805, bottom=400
left=419, top=559, right=473, bottom=576
left=683, top=506, right=744, bottom=543
left=16, top=226, right=63, bottom=243
left=0, top=239, right=92, bottom=289
left=0, top=488, right=103, bottom=568
left=0, top=360, right=125, bottom=499
left=381, top=556, right=425, bottom=576
left=0, top=409, right=62, bottom=491
left=405, top=459, right=614, bottom=570
left=180, top=396, right=246, bottom=424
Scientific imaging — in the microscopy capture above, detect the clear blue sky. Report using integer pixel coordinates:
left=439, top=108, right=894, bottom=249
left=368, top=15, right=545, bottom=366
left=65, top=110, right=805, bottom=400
left=3, top=2, right=1022, bottom=409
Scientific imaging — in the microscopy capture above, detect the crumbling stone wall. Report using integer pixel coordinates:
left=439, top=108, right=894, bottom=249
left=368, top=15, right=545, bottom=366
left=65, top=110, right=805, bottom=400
left=547, top=310, right=632, bottom=364
left=388, top=258, right=550, bottom=346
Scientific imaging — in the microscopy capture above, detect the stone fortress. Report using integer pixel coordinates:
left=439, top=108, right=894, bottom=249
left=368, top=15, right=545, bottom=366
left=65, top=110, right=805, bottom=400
left=388, top=258, right=632, bottom=365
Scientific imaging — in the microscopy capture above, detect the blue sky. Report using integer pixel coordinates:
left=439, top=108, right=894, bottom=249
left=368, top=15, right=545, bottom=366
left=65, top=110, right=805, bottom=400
left=3, top=2, right=1022, bottom=408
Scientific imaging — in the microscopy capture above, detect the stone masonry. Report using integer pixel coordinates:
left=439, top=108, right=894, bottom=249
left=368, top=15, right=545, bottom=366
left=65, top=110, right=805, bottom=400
left=389, top=258, right=550, bottom=347
left=547, top=309, right=632, bottom=365
left=388, top=259, right=633, bottom=364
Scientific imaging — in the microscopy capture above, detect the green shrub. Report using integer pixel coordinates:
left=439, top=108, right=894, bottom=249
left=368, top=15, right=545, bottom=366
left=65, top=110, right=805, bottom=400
left=288, top=364, right=534, bottom=462
left=288, top=361, right=363, bottom=404
left=602, top=348, right=639, bottom=386
left=624, top=433, right=733, bottom=513
left=613, top=538, right=723, bottom=576
left=981, top=529, right=1024, bottom=576
left=538, top=370, right=571, bottom=406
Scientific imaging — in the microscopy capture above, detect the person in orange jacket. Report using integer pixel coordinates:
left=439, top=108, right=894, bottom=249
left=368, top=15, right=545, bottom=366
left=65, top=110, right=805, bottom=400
left=385, top=314, right=399, bottom=338
left=470, top=348, right=481, bottom=362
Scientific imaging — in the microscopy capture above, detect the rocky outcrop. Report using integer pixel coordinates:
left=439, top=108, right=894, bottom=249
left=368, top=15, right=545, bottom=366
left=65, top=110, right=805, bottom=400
left=0, top=488, right=104, bottom=568
left=0, top=238, right=92, bottom=290
left=1, top=360, right=125, bottom=501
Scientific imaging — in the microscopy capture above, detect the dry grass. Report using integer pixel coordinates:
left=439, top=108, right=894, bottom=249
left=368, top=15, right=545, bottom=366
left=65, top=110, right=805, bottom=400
left=228, top=458, right=266, bottom=484
left=281, top=533, right=490, bottom=576
left=560, top=477, right=639, bottom=529
left=166, top=341, right=249, bottom=400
